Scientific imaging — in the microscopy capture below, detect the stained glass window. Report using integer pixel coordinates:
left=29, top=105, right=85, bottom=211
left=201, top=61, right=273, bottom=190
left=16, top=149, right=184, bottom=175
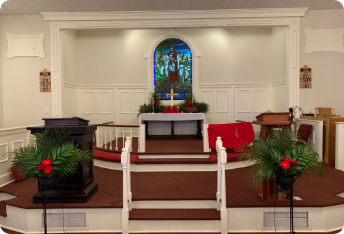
left=154, top=38, right=192, bottom=100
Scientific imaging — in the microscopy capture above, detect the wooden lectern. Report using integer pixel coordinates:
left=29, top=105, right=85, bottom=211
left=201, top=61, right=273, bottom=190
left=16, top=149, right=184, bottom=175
left=27, top=117, right=99, bottom=203
left=253, top=112, right=291, bottom=203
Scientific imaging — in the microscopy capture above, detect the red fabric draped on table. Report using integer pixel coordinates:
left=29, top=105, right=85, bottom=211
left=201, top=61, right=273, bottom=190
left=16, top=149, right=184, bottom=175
left=162, top=106, right=181, bottom=113
left=208, top=122, right=255, bottom=151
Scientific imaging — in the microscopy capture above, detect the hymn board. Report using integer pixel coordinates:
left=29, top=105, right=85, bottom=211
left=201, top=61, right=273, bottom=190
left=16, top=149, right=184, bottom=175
left=300, top=65, right=312, bottom=89
left=40, top=69, right=51, bottom=92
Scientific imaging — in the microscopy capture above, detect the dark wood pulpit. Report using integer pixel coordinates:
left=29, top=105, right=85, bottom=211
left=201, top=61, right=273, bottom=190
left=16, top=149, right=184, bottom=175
left=253, top=112, right=291, bottom=203
left=27, top=117, right=99, bottom=203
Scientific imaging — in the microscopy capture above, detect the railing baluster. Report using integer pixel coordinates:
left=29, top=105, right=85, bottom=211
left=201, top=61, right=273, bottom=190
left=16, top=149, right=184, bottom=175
left=137, top=127, right=140, bottom=153
left=123, top=127, right=125, bottom=150
left=220, top=146, right=228, bottom=234
left=104, top=126, right=107, bottom=149
left=100, top=126, right=103, bottom=149
left=116, top=127, right=118, bottom=151
left=110, top=125, right=113, bottom=150
left=130, top=127, right=132, bottom=152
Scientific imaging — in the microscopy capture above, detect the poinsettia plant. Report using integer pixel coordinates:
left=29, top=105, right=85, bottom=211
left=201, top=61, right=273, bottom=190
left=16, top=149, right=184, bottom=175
left=5, top=127, right=91, bottom=179
left=239, top=127, right=324, bottom=187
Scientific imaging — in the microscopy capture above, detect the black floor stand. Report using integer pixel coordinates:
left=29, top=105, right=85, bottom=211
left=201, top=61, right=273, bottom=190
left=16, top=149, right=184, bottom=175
left=290, top=186, right=295, bottom=234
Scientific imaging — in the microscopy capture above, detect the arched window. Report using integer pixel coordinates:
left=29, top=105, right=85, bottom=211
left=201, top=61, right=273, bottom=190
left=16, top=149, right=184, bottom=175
left=154, top=38, right=192, bottom=100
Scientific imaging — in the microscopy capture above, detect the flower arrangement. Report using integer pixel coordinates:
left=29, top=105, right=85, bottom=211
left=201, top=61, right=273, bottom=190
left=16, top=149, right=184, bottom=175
left=5, top=127, right=91, bottom=180
left=239, top=127, right=324, bottom=187
left=185, top=101, right=196, bottom=108
left=177, top=94, right=209, bottom=113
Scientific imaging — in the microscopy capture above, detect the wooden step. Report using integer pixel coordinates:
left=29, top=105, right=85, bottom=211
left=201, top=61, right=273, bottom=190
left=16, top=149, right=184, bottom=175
left=129, top=209, right=220, bottom=220
left=135, top=158, right=212, bottom=164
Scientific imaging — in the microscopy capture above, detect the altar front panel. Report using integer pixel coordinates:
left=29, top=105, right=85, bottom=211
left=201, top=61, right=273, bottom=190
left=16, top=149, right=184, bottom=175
left=147, top=121, right=198, bottom=136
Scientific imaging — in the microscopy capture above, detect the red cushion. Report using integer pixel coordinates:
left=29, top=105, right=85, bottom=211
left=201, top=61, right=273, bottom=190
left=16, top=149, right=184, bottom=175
left=162, top=106, right=181, bottom=113
left=210, top=152, right=243, bottom=164
left=93, top=147, right=138, bottom=163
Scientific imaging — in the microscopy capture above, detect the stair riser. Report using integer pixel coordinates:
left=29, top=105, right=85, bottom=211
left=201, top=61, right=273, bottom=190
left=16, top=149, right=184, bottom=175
left=129, top=220, right=221, bottom=233
left=139, top=154, right=209, bottom=159
left=132, top=200, right=217, bottom=209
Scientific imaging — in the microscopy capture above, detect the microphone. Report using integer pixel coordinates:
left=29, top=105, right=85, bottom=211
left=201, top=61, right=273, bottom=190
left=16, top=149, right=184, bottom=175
left=289, top=107, right=294, bottom=125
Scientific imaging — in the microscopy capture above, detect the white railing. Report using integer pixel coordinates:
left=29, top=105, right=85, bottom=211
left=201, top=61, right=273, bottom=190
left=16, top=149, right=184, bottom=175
left=0, top=124, right=40, bottom=187
left=121, top=137, right=132, bottom=234
left=96, top=124, right=145, bottom=153
left=336, top=122, right=344, bottom=171
left=295, top=119, right=324, bottom=161
left=216, top=137, right=228, bottom=234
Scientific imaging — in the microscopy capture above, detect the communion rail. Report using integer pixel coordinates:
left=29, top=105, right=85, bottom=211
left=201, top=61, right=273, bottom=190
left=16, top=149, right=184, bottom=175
left=96, top=124, right=145, bottom=153
left=216, top=136, right=228, bottom=234
left=121, top=137, right=133, bottom=234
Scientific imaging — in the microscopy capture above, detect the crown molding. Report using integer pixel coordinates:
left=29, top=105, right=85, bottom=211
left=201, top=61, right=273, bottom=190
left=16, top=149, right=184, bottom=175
left=41, top=8, right=309, bottom=22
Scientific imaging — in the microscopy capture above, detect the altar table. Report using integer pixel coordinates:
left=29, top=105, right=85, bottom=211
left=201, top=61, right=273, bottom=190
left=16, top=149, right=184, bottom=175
left=139, top=113, right=207, bottom=139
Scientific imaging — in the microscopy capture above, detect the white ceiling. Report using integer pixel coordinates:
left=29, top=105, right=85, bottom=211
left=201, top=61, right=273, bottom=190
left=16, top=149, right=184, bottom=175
left=0, top=0, right=342, bottom=15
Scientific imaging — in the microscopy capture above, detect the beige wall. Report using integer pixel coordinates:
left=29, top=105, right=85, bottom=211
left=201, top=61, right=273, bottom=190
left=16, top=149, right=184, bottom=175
left=0, top=15, right=51, bottom=128
left=0, top=17, right=3, bottom=129
left=300, top=10, right=344, bottom=116
left=76, top=27, right=275, bottom=86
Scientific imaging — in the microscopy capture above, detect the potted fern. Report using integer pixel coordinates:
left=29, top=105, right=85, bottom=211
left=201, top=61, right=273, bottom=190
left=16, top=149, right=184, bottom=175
left=5, top=127, right=91, bottom=189
left=239, top=127, right=324, bottom=188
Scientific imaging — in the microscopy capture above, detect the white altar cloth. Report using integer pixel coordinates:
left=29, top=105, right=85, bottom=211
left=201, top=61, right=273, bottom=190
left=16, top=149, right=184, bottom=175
left=139, top=113, right=207, bottom=124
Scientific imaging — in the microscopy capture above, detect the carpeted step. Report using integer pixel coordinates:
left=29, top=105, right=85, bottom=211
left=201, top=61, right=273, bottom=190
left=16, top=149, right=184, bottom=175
left=0, top=201, right=7, bottom=217
left=129, top=209, right=220, bottom=220
left=135, top=158, right=212, bottom=164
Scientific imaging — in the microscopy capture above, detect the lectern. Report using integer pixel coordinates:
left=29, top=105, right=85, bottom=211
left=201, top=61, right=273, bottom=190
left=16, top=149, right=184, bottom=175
left=27, top=117, right=99, bottom=203
left=253, top=112, right=291, bottom=203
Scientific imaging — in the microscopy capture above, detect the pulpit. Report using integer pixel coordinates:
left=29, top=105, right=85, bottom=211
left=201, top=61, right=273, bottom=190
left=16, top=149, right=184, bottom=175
left=253, top=112, right=291, bottom=140
left=27, top=117, right=99, bottom=203
left=253, top=112, right=291, bottom=203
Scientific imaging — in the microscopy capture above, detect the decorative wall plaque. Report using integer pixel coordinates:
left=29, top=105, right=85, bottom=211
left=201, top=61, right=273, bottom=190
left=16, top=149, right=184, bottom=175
left=40, top=69, right=51, bottom=92
left=300, top=65, right=312, bottom=89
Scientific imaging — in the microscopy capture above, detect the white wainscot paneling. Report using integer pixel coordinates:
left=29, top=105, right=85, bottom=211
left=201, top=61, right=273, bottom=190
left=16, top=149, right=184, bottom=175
left=201, top=91, right=213, bottom=113
left=6, top=33, right=45, bottom=58
left=216, top=91, right=228, bottom=113
left=63, top=86, right=77, bottom=117
left=82, top=92, right=96, bottom=114
left=0, top=144, right=8, bottom=164
left=134, top=92, right=146, bottom=114
left=120, top=92, right=132, bottom=114
left=253, top=90, right=267, bottom=113
left=98, top=92, right=112, bottom=114
left=236, top=90, right=251, bottom=113
left=12, top=140, right=24, bottom=150
left=305, top=28, right=344, bottom=53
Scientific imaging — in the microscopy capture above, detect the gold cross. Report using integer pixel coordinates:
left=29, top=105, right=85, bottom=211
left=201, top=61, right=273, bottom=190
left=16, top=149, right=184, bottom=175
left=167, top=88, right=178, bottom=110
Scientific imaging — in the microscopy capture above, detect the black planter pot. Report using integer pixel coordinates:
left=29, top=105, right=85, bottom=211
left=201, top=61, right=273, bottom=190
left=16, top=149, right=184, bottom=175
left=276, top=174, right=299, bottom=189
left=38, top=176, right=58, bottom=190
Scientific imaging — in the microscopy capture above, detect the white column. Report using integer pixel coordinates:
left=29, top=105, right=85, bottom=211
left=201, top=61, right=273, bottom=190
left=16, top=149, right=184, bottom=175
left=216, top=136, right=222, bottom=211
left=121, top=146, right=129, bottom=234
left=126, top=137, right=132, bottom=211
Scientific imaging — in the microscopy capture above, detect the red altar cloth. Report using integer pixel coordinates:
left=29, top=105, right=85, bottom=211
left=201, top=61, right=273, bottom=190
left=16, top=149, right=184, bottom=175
left=162, top=106, right=181, bottom=113
left=208, top=122, right=254, bottom=151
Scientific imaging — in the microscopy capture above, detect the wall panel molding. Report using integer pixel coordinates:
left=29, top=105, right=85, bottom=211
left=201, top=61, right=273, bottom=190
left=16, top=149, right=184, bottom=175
left=0, top=143, right=8, bottom=164
left=120, top=92, right=132, bottom=114
left=134, top=92, right=147, bottom=114
left=216, top=91, right=228, bottom=113
left=201, top=90, right=213, bottom=113
left=12, top=140, right=24, bottom=151
left=6, top=33, right=45, bottom=58
left=236, top=90, right=251, bottom=113
left=253, top=90, right=268, bottom=113
left=82, top=92, right=96, bottom=114
left=97, top=92, right=112, bottom=114
left=305, top=28, right=344, bottom=53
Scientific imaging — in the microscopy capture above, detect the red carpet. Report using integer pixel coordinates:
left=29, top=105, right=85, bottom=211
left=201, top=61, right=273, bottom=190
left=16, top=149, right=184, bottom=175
left=0, top=163, right=344, bottom=210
